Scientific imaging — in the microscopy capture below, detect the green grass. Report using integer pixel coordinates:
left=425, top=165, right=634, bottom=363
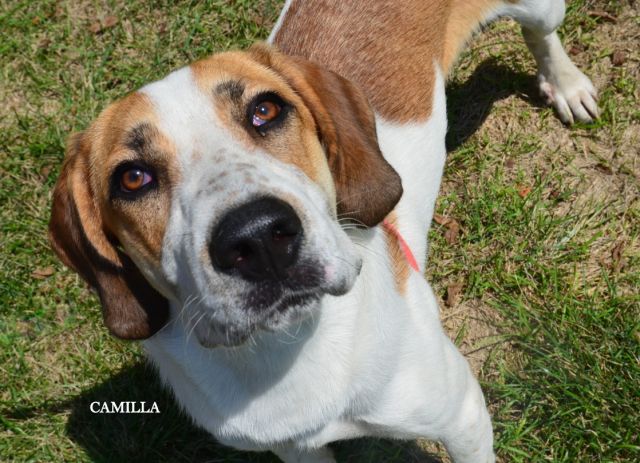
left=1, top=0, right=638, bottom=462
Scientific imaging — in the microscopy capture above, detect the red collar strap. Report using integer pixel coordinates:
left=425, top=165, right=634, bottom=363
left=382, top=219, right=420, bottom=272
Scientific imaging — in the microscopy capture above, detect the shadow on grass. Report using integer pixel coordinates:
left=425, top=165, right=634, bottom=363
left=53, top=362, right=440, bottom=463
left=446, top=58, right=543, bottom=152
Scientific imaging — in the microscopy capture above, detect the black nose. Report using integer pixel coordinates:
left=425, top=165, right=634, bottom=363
left=210, top=197, right=303, bottom=281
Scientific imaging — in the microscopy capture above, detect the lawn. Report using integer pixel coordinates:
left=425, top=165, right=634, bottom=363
left=1, top=0, right=638, bottom=462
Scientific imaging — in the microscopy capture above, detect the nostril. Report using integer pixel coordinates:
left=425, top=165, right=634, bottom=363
left=271, top=221, right=301, bottom=245
left=272, top=218, right=301, bottom=241
left=231, top=243, right=252, bottom=266
left=214, top=239, right=259, bottom=271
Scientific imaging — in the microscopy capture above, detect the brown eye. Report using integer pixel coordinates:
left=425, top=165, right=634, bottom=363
left=120, top=168, right=153, bottom=192
left=252, top=100, right=281, bottom=127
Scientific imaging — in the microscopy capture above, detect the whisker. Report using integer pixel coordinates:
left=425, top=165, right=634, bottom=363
left=186, top=311, right=207, bottom=347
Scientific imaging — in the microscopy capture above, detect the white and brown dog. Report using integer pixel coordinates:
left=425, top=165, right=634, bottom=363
left=49, top=1, right=597, bottom=462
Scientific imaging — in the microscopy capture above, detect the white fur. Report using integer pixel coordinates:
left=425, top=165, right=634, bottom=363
left=523, top=29, right=599, bottom=124
left=375, top=65, right=448, bottom=270
left=268, top=0, right=293, bottom=43
left=139, top=1, right=597, bottom=462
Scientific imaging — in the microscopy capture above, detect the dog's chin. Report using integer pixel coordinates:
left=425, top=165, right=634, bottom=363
left=190, top=258, right=362, bottom=349
left=193, top=293, right=326, bottom=348
left=195, top=327, right=249, bottom=348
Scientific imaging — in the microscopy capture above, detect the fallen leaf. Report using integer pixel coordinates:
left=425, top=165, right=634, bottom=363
left=505, top=158, right=515, bottom=169
left=444, top=219, right=460, bottom=245
left=569, top=44, right=584, bottom=56
left=32, top=266, right=55, bottom=279
left=517, top=185, right=532, bottom=198
left=588, top=10, right=617, bottom=23
left=433, top=213, right=451, bottom=226
left=38, top=37, right=52, bottom=49
left=446, top=282, right=464, bottom=307
left=433, top=213, right=460, bottom=244
left=103, top=15, right=118, bottom=29
left=611, top=50, right=626, bottom=66
left=89, top=22, right=102, bottom=34
left=40, top=165, right=52, bottom=179
left=594, top=163, right=613, bottom=175
left=611, top=241, right=625, bottom=272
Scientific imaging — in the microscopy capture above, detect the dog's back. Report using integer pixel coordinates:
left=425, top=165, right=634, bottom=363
left=270, top=0, right=598, bottom=273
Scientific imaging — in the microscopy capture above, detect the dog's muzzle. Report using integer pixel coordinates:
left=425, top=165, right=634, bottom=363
left=190, top=195, right=357, bottom=346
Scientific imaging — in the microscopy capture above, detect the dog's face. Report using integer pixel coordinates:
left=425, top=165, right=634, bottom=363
left=49, top=44, right=402, bottom=347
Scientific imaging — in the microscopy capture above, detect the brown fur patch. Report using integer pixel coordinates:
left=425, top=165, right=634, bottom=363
left=383, top=212, right=410, bottom=294
left=86, top=92, right=179, bottom=269
left=442, top=0, right=505, bottom=72
left=273, top=0, right=450, bottom=122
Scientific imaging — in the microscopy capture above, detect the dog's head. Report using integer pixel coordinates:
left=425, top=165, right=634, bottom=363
left=49, top=44, right=402, bottom=347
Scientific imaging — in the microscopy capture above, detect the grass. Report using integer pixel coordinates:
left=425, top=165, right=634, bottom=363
left=1, top=0, right=638, bottom=461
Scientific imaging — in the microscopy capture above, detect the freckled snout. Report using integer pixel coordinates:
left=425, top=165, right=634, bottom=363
left=210, top=197, right=303, bottom=281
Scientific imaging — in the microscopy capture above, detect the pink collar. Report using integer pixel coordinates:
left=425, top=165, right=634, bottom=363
left=382, top=219, right=420, bottom=272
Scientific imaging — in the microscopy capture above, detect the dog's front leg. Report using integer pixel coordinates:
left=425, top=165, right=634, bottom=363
left=439, top=359, right=495, bottom=463
left=271, top=444, right=336, bottom=463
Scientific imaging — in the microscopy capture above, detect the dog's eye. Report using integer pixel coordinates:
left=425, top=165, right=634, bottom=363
left=110, top=162, right=157, bottom=201
left=120, top=167, right=153, bottom=192
left=252, top=100, right=281, bottom=127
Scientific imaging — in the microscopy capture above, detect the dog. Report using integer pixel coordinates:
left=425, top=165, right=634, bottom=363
left=49, top=0, right=597, bottom=461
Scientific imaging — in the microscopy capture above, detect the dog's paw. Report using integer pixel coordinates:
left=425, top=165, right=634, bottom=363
left=537, top=62, right=599, bottom=124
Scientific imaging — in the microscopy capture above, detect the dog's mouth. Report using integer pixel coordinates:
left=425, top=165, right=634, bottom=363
left=192, top=287, right=324, bottom=348
left=271, top=289, right=322, bottom=313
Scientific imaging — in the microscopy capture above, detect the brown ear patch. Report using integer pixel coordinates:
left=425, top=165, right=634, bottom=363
left=49, top=131, right=169, bottom=340
left=249, top=44, right=403, bottom=227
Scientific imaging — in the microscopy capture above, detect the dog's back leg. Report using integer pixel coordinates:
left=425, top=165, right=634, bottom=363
left=445, top=0, right=599, bottom=124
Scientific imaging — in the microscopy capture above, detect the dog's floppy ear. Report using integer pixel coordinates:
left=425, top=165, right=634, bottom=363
left=49, top=132, right=169, bottom=339
left=249, top=44, right=403, bottom=227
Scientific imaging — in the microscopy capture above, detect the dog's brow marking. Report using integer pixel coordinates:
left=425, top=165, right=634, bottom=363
left=125, top=123, right=155, bottom=154
left=216, top=80, right=245, bottom=103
